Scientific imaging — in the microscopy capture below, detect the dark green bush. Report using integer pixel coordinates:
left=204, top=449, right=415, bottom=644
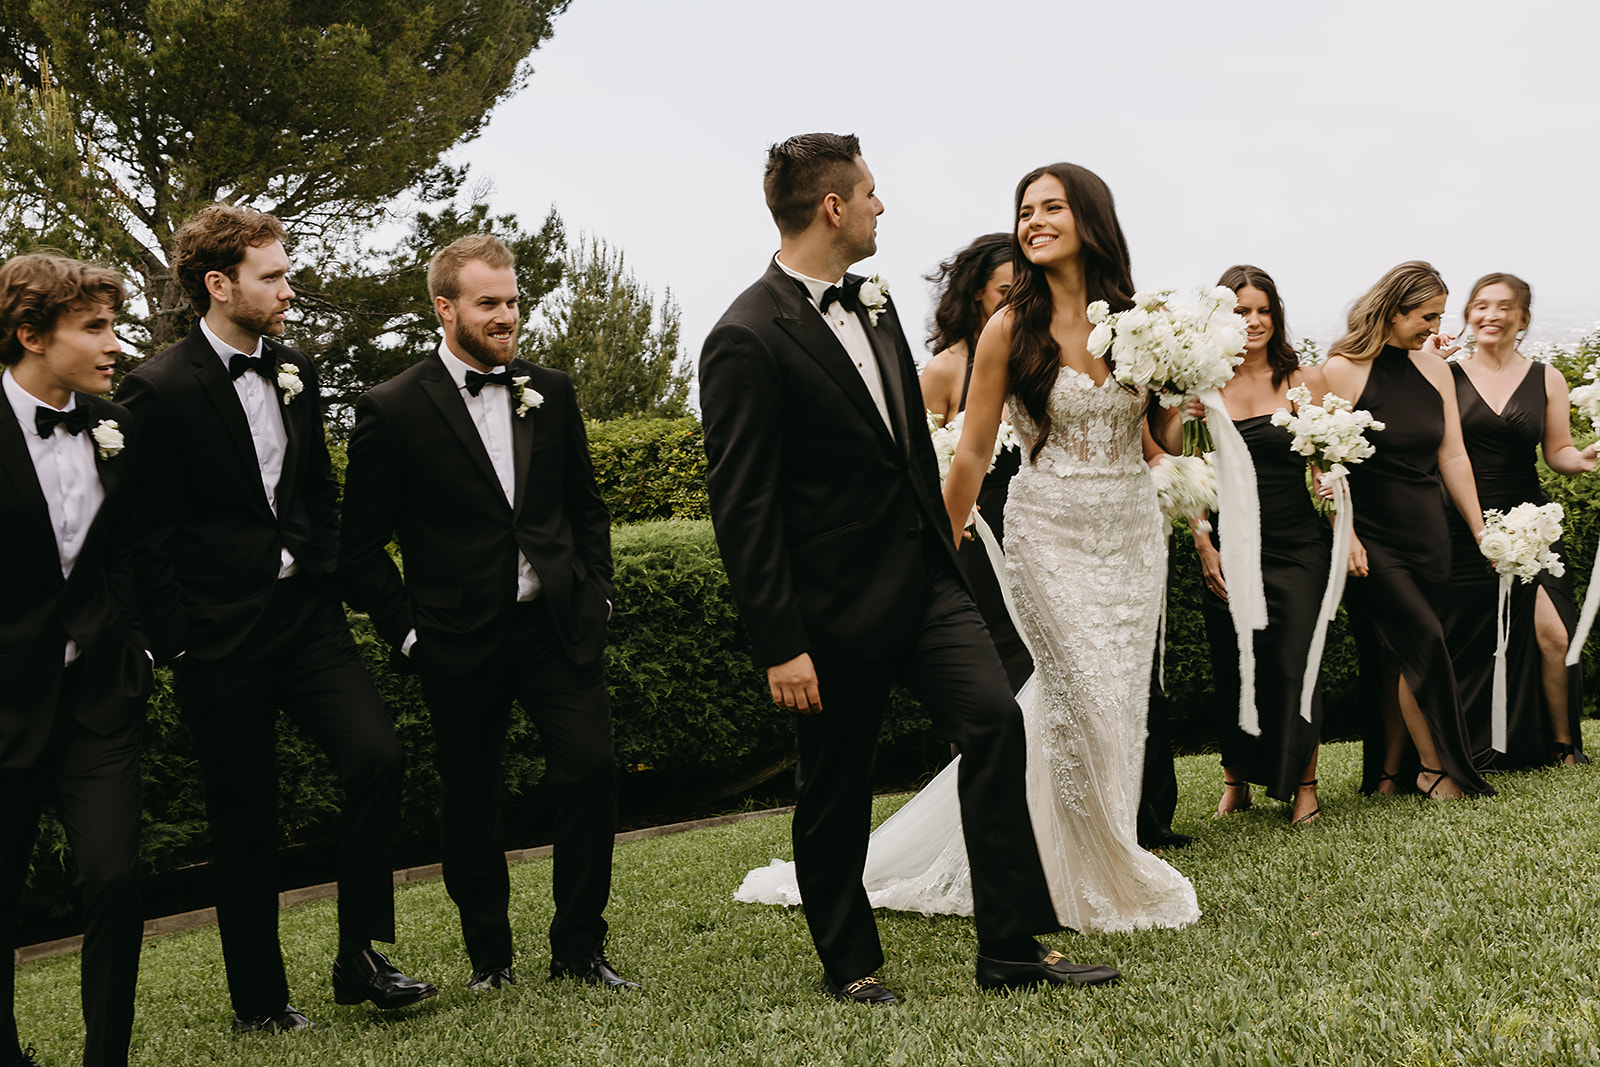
left=585, top=416, right=709, bottom=523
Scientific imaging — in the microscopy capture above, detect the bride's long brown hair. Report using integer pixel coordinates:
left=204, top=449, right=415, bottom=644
left=1006, top=163, right=1135, bottom=462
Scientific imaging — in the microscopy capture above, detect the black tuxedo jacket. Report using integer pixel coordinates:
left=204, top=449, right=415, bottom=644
left=699, top=260, right=962, bottom=668
left=0, top=392, right=149, bottom=767
left=118, top=325, right=342, bottom=664
left=340, top=354, right=614, bottom=675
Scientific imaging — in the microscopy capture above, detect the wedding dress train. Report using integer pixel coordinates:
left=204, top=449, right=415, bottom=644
left=737, top=368, right=1199, bottom=933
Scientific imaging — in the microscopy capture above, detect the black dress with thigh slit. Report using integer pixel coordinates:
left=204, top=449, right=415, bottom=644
left=1442, top=361, right=1582, bottom=769
left=1344, top=346, right=1494, bottom=795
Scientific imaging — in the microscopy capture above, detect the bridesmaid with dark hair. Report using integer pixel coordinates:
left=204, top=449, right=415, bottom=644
left=1195, top=266, right=1332, bottom=824
left=919, top=233, right=1031, bottom=690
left=1323, top=261, right=1493, bottom=799
left=1442, top=273, right=1594, bottom=768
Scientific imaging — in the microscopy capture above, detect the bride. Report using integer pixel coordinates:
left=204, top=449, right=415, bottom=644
left=738, top=163, right=1200, bottom=933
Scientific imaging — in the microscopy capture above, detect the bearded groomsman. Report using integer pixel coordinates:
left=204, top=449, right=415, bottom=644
left=0, top=255, right=150, bottom=1067
left=118, top=205, right=434, bottom=1033
left=341, top=234, right=631, bottom=991
left=700, top=134, right=1121, bottom=1002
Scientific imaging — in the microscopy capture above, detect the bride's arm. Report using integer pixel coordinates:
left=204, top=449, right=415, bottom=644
left=944, top=311, right=1012, bottom=544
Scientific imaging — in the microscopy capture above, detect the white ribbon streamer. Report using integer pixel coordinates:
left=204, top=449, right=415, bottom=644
left=1196, top=388, right=1267, bottom=736
left=1564, top=539, right=1600, bottom=666
left=1298, top=468, right=1352, bottom=722
left=1492, top=573, right=1511, bottom=753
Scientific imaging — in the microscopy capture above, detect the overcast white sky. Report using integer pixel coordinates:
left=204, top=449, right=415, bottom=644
left=453, top=0, right=1600, bottom=374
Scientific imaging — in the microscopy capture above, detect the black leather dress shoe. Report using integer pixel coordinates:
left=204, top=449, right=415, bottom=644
left=549, top=952, right=640, bottom=990
left=976, top=947, right=1120, bottom=990
left=331, top=947, right=438, bottom=1009
left=231, top=1005, right=317, bottom=1034
left=1139, top=830, right=1195, bottom=850
left=822, top=974, right=900, bottom=1005
left=468, top=966, right=516, bottom=992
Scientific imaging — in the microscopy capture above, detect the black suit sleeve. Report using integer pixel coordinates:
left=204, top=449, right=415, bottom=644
left=557, top=375, right=615, bottom=605
left=339, top=389, right=415, bottom=650
left=699, top=321, right=808, bottom=667
left=116, top=371, right=188, bottom=662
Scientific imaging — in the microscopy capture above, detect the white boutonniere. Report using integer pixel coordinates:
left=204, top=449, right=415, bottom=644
left=90, top=419, right=124, bottom=460
left=277, top=364, right=303, bottom=404
left=857, top=275, right=888, bottom=326
left=514, top=376, right=544, bottom=418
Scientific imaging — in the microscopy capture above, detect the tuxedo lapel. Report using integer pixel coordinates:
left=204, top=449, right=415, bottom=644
left=83, top=394, right=125, bottom=501
left=510, top=361, right=535, bottom=516
left=418, top=356, right=512, bottom=510
left=858, top=300, right=912, bottom=453
left=266, top=344, right=302, bottom=518
left=186, top=334, right=267, bottom=488
left=762, top=264, right=896, bottom=451
left=0, top=396, right=60, bottom=567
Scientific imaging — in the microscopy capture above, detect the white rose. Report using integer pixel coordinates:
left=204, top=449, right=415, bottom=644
left=1479, top=529, right=1513, bottom=562
left=90, top=419, right=124, bottom=457
left=857, top=279, right=884, bottom=307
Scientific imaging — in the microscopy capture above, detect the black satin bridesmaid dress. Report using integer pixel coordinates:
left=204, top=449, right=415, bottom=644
left=1443, top=361, right=1583, bottom=769
left=1343, top=346, right=1494, bottom=796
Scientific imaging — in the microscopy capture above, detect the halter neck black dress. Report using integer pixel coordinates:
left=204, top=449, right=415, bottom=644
left=1343, top=346, right=1493, bottom=795
left=957, top=350, right=1031, bottom=690
left=1443, top=361, right=1582, bottom=768
left=1201, top=413, right=1332, bottom=802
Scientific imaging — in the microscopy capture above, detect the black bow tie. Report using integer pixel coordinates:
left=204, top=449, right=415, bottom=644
left=229, top=352, right=275, bottom=381
left=35, top=405, right=93, bottom=439
left=464, top=368, right=514, bottom=397
left=819, top=278, right=864, bottom=316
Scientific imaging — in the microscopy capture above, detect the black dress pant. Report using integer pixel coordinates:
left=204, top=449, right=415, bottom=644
left=419, top=601, right=615, bottom=970
left=795, top=558, right=1058, bottom=986
left=1, top=670, right=143, bottom=1067
left=174, top=577, right=403, bottom=1018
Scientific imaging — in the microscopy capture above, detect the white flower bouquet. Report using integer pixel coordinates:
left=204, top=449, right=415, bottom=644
left=1479, top=502, right=1565, bottom=583
left=1150, top=453, right=1216, bottom=530
left=1269, top=385, right=1385, bottom=514
left=927, top=409, right=1016, bottom=486
left=1089, top=287, right=1247, bottom=407
left=1480, top=501, right=1565, bottom=753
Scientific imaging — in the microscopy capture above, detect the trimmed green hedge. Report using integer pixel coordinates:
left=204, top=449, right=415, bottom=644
left=586, top=417, right=708, bottom=523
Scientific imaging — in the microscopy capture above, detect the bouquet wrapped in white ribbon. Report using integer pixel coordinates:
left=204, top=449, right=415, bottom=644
left=1150, top=453, right=1216, bottom=530
left=1481, top=501, right=1565, bottom=753
left=1089, top=286, right=1263, bottom=729
left=1090, top=287, right=1247, bottom=407
left=1270, top=385, right=1385, bottom=512
left=1480, top=502, right=1565, bottom=584
left=1268, top=385, right=1384, bottom=722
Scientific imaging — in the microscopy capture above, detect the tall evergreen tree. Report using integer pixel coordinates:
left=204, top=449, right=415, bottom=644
left=534, top=237, right=690, bottom=421
left=0, top=0, right=570, bottom=354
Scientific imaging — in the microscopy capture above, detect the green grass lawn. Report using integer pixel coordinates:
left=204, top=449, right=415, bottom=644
left=15, top=730, right=1600, bottom=1066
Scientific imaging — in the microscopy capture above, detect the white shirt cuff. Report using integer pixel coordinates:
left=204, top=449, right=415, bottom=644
left=401, top=629, right=418, bottom=656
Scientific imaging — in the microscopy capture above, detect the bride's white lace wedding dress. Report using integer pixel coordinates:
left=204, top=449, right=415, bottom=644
left=737, top=367, right=1200, bottom=933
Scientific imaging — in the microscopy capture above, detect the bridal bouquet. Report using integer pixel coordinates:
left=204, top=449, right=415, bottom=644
left=1089, top=287, right=1247, bottom=407
left=1480, top=501, right=1565, bottom=753
left=926, top=410, right=1017, bottom=486
left=1479, top=502, right=1565, bottom=583
left=1150, top=453, right=1216, bottom=530
left=1269, top=385, right=1385, bottom=514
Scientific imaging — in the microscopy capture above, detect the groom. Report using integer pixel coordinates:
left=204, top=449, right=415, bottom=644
left=700, top=133, right=1120, bottom=1003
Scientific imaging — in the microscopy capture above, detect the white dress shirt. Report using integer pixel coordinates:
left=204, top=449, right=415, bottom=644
left=774, top=254, right=895, bottom=437
left=199, top=318, right=297, bottom=579
left=5, top=368, right=105, bottom=664
left=402, top=341, right=541, bottom=659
